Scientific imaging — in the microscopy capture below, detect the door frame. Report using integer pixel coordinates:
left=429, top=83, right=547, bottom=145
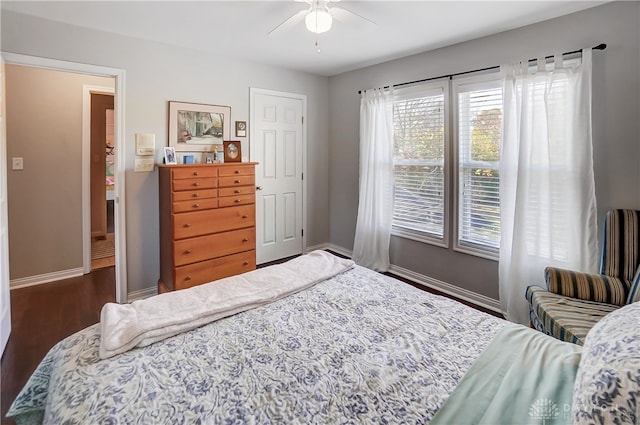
left=1, top=55, right=10, bottom=354
left=82, top=85, right=115, bottom=273
left=249, top=87, right=308, bottom=261
left=1, top=52, right=128, bottom=304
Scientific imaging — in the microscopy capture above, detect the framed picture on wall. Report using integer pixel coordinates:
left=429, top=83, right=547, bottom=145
left=235, top=121, right=247, bottom=137
left=168, top=101, right=231, bottom=152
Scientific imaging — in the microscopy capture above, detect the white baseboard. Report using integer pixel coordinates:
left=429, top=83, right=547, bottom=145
left=325, top=244, right=353, bottom=258
left=306, top=243, right=353, bottom=259
left=127, top=286, right=157, bottom=302
left=388, top=264, right=501, bottom=313
left=10, top=267, right=84, bottom=290
left=305, top=242, right=330, bottom=253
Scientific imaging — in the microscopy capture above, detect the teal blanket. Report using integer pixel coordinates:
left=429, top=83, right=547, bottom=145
left=431, top=324, right=582, bottom=425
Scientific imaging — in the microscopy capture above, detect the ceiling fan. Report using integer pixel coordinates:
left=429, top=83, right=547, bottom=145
left=268, top=0, right=376, bottom=36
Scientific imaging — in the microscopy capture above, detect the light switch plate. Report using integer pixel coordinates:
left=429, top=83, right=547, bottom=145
left=135, top=158, right=155, bottom=172
left=12, top=157, right=23, bottom=170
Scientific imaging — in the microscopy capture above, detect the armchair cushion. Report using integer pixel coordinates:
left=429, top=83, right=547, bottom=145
left=545, top=266, right=630, bottom=306
left=526, top=285, right=619, bottom=345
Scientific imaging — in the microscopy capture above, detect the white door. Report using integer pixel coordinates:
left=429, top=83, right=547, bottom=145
left=0, top=56, right=11, bottom=354
left=250, top=89, right=306, bottom=264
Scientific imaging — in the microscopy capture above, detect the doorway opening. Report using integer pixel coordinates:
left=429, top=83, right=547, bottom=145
left=2, top=52, right=127, bottom=303
left=88, top=90, right=115, bottom=270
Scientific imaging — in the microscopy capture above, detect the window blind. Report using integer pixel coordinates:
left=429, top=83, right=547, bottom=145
left=457, top=84, right=502, bottom=250
left=393, top=89, right=446, bottom=239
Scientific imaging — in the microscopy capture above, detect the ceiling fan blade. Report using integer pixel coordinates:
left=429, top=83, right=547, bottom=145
left=329, top=6, right=376, bottom=30
left=268, top=9, right=308, bottom=36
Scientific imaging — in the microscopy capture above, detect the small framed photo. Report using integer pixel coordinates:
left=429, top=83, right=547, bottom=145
left=235, top=121, right=247, bottom=137
left=164, top=147, right=177, bottom=164
left=223, top=141, right=242, bottom=163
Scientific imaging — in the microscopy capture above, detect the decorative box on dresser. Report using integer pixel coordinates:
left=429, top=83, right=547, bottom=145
left=158, top=163, right=258, bottom=293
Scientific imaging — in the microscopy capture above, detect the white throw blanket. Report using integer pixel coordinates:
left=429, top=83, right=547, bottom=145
left=99, top=250, right=354, bottom=359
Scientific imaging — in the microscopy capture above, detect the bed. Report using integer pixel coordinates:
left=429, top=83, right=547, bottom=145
left=7, top=251, right=639, bottom=424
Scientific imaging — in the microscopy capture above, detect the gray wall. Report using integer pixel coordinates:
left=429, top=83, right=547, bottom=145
left=5, top=64, right=113, bottom=279
left=2, top=10, right=330, bottom=296
left=328, top=1, right=640, bottom=300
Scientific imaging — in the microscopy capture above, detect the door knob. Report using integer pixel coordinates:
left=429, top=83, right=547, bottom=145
left=256, top=186, right=263, bottom=190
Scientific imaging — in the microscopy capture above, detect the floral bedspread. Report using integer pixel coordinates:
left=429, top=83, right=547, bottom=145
left=8, top=265, right=505, bottom=424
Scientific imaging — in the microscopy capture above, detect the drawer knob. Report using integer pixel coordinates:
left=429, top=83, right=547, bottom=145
left=193, top=182, right=200, bottom=187
left=234, top=170, right=240, bottom=174
left=185, top=249, right=192, bottom=254
left=243, top=261, right=249, bottom=266
left=242, top=214, right=248, bottom=219
left=234, top=190, right=240, bottom=194
left=193, top=204, right=200, bottom=208
left=185, top=276, right=192, bottom=281
left=235, top=180, right=240, bottom=184
left=193, top=193, right=200, bottom=198
left=184, top=223, right=191, bottom=228
left=234, top=199, right=240, bottom=203
left=193, top=172, right=199, bottom=176
left=242, top=238, right=248, bottom=242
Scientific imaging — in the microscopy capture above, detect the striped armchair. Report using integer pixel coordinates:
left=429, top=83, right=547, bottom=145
left=526, top=209, right=640, bottom=345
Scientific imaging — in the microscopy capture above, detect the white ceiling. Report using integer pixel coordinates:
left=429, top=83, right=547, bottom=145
left=2, top=1, right=608, bottom=76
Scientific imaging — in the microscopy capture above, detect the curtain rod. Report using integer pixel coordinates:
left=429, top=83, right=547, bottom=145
left=357, top=43, right=607, bottom=94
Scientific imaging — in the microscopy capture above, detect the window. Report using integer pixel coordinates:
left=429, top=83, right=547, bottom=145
left=391, top=83, right=449, bottom=245
left=454, top=77, right=503, bottom=257
left=389, top=75, right=502, bottom=257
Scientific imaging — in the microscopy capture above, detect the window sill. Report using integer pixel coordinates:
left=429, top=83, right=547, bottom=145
left=391, top=227, right=449, bottom=249
left=453, top=242, right=499, bottom=261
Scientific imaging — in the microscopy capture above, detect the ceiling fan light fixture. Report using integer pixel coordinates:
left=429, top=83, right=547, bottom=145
left=305, top=9, right=332, bottom=34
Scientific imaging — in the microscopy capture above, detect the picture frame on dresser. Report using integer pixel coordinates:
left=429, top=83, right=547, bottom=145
left=163, top=147, right=177, bottom=164
left=223, top=141, right=242, bottom=163
left=168, top=101, right=231, bottom=152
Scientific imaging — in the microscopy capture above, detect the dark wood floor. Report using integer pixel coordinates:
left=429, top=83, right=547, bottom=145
left=1, top=267, right=116, bottom=425
left=1, top=254, right=501, bottom=424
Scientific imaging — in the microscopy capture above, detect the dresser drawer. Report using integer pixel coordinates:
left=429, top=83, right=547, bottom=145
left=173, top=227, right=255, bottom=266
left=218, top=165, right=255, bottom=177
left=172, top=189, right=217, bottom=202
left=219, top=175, right=255, bottom=188
left=173, top=205, right=255, bottom=239
left=172, top=198, right=219, bottom=213
left=173, top=177, right=217, bottom=192
left=174, top=250, right=256, bottom=290
left=218, top=186, right=255, bottom=197
left=218, top=194, right=255, bottom=208
left=173, top=167, right=217, bottom=179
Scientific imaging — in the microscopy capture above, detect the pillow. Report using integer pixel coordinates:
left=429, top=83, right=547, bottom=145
left=572, top=302, right=640, bottom=425
left=626, top=267, right=640, bottom=304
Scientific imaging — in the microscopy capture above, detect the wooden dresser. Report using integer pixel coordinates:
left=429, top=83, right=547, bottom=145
left=158, top=163, right=258, bottom=293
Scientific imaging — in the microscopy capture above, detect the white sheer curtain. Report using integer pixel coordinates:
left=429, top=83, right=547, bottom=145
left=499, top=49, right=598, bottom=324
left=352, top=88, right=394, bottom=271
